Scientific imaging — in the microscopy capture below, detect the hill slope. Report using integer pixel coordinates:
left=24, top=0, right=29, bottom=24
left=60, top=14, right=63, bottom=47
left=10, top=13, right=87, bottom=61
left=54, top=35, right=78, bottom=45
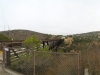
left=0, top=33, right=11, bottom=41
left=1, top=30, right=100, bottom=42
left=0, top=29, right=48, bottom=41
left=60, top=31, right=100, bottom=52
left=72, top=31, right=100, bottom=41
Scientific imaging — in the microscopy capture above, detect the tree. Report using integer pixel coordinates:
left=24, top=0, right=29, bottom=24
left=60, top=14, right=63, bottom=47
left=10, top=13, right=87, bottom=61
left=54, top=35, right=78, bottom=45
left=0, top=34, right=11, bottom=41
left=23, top=35, right=50, bottom=51
left=23, top=35, right=41, bottom=51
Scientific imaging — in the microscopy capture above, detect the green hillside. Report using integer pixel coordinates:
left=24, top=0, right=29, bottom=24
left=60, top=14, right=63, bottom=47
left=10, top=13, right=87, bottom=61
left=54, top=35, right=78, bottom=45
left=0, top=29, right=53, bottom=41
left=72, top=31, right=100, bottom=41
left=0, top=33, right=11, bottom=41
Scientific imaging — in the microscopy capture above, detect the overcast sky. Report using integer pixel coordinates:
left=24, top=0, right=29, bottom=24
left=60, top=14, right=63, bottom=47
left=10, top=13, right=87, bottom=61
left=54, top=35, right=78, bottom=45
left=0, top=0, right=100, bottom=35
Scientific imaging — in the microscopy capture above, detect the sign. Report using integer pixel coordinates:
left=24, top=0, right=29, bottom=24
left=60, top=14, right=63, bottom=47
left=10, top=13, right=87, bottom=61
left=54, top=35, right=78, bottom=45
left=0, top=50, right=3, bottom=60
left=4, top=48, right=9, bottom=51
left=0, top=50, right=2, bottom=54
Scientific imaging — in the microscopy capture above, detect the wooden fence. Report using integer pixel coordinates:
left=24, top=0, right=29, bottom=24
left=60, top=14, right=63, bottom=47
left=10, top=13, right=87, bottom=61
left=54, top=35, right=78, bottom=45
left=4, top=47, right=26, bottom=66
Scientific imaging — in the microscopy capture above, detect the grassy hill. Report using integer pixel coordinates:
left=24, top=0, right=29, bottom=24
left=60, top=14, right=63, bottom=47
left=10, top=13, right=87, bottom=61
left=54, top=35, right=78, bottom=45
left=72, top=31, right=100, bottom=40
left=57, top=31, right=100, bottom=52
left=0, top=29, right=54, bottom=41
left=1, top=29, right=100, bottom=42
left=0, top=33, right=11, bottom=41
left=0, top=29, right=65, bottom=41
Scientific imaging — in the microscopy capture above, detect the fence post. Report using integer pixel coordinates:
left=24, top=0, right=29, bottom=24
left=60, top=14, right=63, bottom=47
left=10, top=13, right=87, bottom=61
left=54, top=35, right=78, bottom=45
left=6, top=48, right=11, bottom=66
left=3, top=46, right=5, bottom=65
left=33, top=51, right=36, bottom=75
left=78, top=53, right=81, bottom=75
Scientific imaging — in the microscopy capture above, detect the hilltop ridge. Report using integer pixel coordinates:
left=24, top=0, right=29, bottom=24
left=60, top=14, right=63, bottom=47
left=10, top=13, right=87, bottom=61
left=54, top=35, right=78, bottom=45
left=0, top=29, right=100, bottom=41
left=0, top=29, right=48, bottom=41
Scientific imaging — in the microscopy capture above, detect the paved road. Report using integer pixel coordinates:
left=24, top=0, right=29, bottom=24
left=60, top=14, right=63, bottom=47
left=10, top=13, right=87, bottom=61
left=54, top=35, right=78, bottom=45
left=0, top=52, right=23, bottom=75
left=0, top=62, right=24, bottom=75
left=0, top=62, right=12, bottom=75
left=0, top=51, right=11, bottom=75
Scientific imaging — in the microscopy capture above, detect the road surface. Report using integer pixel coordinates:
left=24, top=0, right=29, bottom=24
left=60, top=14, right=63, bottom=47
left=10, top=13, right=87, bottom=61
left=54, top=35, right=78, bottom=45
left=0, top=62, right=12, bottom=75
left=0, top=51, right=23, bottom=75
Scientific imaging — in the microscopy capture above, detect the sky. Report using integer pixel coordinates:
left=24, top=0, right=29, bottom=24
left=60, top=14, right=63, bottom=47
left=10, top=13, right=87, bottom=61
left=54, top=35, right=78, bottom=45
left=0, top=0, right=100, bottom=35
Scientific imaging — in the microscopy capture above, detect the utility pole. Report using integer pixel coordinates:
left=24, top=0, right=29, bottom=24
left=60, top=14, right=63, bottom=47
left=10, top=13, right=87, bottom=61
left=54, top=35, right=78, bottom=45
left=4, top=25, right=5, bottom=31
left=8, top=25, right=10, bottom=31
left=8, top=25, right=10, bottom=41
